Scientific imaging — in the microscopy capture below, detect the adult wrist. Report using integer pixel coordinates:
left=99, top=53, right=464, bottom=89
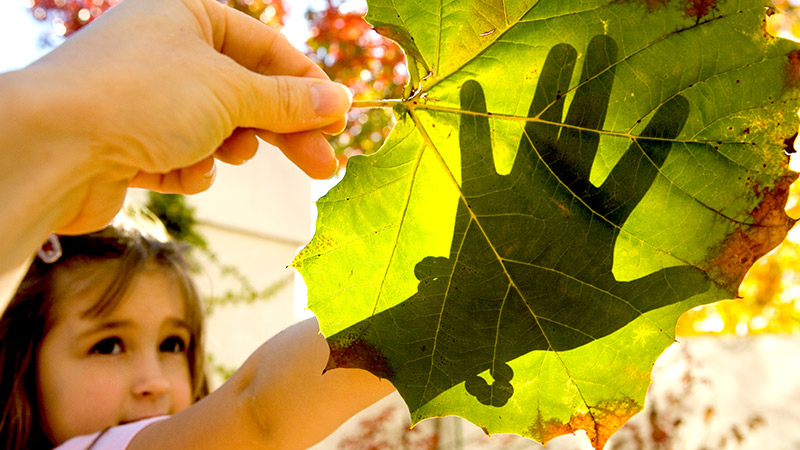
left=0, top=66, right=101, bottom=235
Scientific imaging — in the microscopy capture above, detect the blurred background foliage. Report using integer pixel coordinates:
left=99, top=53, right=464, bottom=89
left=29, top=0, right=800, bottom=337
left=305, top=0, right=407, bottom=163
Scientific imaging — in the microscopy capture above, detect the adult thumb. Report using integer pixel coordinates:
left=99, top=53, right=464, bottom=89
left=240, top=75, right=352, bottom=134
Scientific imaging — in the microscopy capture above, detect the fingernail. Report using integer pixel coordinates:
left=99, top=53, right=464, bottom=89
left=327, top=156, right=341, bottom=180
left=203, top=163, right=217, bottom=183
left=311, top=82, right=352, bottom=116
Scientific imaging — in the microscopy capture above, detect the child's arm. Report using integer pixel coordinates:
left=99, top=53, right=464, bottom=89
left=130, top=317, right=396, bottom=450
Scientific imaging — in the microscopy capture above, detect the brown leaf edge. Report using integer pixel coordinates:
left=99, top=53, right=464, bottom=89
left=531, top=397, right=641, bottom=449
left=701, top=173, right=799, bottom=294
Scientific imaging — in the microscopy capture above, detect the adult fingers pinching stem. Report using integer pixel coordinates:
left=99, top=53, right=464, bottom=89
left=235, top=75, right=352, bottom=134
left=200, top=0, right=351, bottom=178
left=226, top=76, right=349, bottom=179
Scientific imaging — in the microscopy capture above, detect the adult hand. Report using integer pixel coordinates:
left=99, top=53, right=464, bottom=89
left=22, top=0, right=349, bottom=234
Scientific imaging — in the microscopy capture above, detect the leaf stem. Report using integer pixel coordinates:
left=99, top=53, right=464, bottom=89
left=351, top=99, right=402, bottom=109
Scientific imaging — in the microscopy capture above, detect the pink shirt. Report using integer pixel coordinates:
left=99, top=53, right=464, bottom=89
left=53, top=416, right=168, bottom=450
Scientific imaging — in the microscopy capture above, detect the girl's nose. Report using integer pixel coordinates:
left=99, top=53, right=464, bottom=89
left=131, top=354, right=171, bottom=398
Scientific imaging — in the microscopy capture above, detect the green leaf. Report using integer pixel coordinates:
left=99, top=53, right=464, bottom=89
left=293, top=1, right=800, bottom=448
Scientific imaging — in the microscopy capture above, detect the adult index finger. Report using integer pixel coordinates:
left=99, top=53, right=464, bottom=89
left=201, top=0, right=329, bottom=79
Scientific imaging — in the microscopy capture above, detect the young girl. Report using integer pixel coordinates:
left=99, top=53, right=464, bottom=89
left=0, top=214, right=394, bottom=450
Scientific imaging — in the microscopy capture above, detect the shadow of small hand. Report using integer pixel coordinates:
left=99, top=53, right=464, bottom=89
left=328, top=35, right=710, bottom=410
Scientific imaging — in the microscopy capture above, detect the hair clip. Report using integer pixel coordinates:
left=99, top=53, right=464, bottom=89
left=37, top=234, right=62, bottom=264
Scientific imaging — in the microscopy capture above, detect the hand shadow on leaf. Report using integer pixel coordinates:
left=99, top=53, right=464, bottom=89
left=327, top=35, right=711, bottom=409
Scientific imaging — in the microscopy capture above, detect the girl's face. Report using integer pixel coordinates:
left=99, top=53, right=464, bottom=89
left=36, top=264, right=193, bottom=445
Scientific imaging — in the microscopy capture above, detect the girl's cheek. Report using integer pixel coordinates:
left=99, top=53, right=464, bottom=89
left=172, top=380, right=193, bottom=413
left=165, top=356, right=193, bottom=411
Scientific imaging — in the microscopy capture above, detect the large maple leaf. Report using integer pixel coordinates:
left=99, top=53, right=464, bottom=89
left=293, top=1, right=800, bottom=448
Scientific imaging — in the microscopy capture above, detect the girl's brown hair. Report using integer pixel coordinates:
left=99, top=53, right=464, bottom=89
left=0, top=217, right=208, bottom=450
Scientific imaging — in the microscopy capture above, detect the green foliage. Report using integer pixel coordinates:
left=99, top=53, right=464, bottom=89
left=294, top=0, right=800, bottom=448
left=145, top=193, right=207, bottom=250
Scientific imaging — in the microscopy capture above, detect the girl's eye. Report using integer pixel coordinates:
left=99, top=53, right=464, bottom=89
left=90, top=337, right=124, bottom=355
left=160, top=336, right=186, bottom=353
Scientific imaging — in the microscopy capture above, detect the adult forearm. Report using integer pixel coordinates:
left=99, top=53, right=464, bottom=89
left=0, top=68, right=107, bottom=296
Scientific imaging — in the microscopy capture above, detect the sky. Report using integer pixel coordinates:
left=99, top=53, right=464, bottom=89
left=0, top=1, right=50, bottom=73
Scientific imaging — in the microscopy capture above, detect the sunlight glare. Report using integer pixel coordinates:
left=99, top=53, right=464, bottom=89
left=695, top=311, right=724, bottom=333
